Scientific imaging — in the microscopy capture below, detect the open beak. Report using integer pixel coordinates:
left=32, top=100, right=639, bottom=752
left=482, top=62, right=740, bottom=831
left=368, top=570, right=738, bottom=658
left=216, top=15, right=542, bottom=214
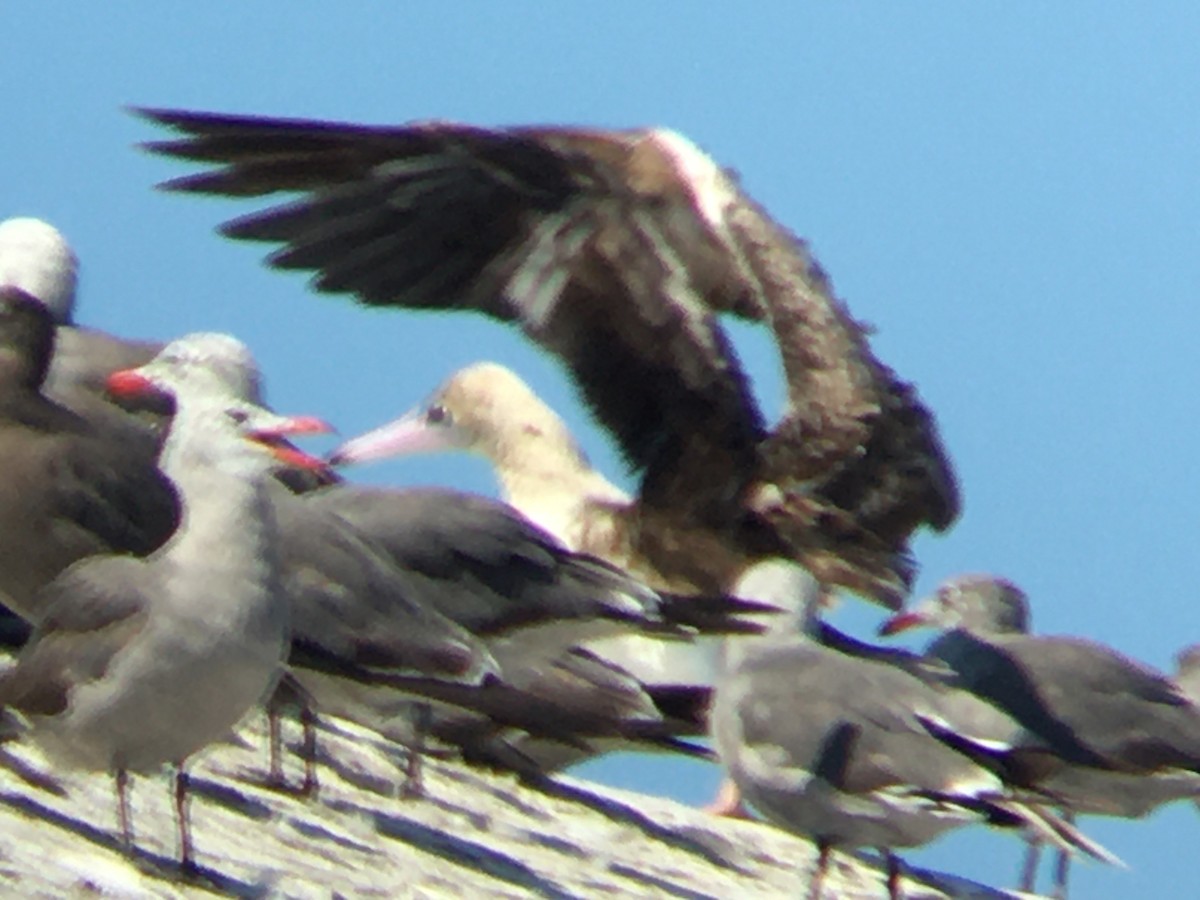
left=247, top=415, right=336, bottom=473
left=877, top=610, right=928, bottom=637
left=262, top=442, right=330, bottom=472
left=327, top=408, right=452, bottom=466
left=248, top=415, right=335, bottom=442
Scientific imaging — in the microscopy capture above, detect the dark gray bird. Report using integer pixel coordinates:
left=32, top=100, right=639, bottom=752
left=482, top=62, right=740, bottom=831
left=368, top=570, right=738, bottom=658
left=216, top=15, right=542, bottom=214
left=283, top=481, right=746, bottom=782
left=0, top=216, right=166, bottom=452
left=138, top=108, right=960, bottom=609
left=0, top=216, right=337, bottom=508
left=109, top=338, right=497, bottom=793
left=302, top=482, right=764, bottom=683
left=880, top=574, right=1200, bottom=897
left=712, top=565, right=1114, bottom=900
left=0, top=218, right=78, bottom=319
left=0, top=285, right=179, bottom=623
left=299, top=482, right=745, bottom=776
left=0, top=395, right=321, bottom=870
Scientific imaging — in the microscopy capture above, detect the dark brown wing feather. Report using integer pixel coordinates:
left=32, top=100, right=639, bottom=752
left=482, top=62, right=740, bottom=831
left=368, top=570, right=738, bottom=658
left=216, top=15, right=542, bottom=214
left=138, top=109, right=765, bottom=528
left=730, top=204, right=959, bottom=602
left=141, top=110, right=582, bottom=319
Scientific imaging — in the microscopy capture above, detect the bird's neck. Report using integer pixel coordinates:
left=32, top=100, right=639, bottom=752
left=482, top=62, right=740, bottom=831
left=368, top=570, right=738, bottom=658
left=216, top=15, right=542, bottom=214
left=720, top=559, right=824, bottom=672
left=490, top=435, right=629, bottom=550
left=160, top=462, right=280, bottom=593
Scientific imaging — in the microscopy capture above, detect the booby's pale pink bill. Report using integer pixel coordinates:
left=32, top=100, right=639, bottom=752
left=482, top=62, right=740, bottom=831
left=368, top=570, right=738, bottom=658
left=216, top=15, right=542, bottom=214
left=327, top=408, right=456, bottom=466
left=138, top=107, right=960, bottom=610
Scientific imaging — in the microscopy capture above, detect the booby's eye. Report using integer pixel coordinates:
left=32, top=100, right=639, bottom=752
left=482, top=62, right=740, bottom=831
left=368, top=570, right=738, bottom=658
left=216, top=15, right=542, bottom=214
left=426, top=404, right=452, bottom=425
left=226, top=409, right=250, bottom=425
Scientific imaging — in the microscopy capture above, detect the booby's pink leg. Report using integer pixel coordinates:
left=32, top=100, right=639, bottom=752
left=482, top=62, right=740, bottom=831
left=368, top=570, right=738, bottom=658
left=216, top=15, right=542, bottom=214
left=703, top=777, right=751, bottom=818
left=883, top=849, right=902, bottom=900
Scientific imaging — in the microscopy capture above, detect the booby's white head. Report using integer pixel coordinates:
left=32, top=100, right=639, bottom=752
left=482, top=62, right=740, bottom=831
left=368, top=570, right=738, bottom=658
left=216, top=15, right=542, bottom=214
left=0, top=217, right=79, bottom=325
left=329, top=361, right=589, bottom=470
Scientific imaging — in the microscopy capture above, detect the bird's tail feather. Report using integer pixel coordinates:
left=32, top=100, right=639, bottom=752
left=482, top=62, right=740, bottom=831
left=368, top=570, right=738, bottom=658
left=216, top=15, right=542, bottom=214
left=992, top=799, right=1123, bottom=868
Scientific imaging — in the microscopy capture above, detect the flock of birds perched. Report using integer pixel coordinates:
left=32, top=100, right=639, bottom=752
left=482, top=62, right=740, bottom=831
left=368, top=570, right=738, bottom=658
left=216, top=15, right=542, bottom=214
left=0, top=106, right=1195, bottom=900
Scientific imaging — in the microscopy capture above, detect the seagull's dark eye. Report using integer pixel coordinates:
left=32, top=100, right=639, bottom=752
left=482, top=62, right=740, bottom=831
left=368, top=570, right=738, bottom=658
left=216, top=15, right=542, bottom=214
left=226, top=409, right=249, bottom=425
left=426, top=404, right=451, bottom=425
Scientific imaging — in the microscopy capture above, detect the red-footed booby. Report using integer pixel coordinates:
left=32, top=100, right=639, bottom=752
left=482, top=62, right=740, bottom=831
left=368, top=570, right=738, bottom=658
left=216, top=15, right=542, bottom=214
left=137, top=108, right=960, bottom=609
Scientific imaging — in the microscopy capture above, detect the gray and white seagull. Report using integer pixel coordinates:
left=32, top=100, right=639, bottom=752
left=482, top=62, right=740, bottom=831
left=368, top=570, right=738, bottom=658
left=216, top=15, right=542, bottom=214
left=880, top=574, right=1200, bottom=897
left=712, top=564, right=1117, bottom=900
left=0, top=385, right=325, bottom=870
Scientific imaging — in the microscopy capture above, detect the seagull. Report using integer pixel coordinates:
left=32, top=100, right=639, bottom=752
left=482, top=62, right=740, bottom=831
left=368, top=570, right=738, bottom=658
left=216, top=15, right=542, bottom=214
left=137, top=108, right=960, bottom=609
left=880, top=574, right=1200, bottom=897
left=0, top=217, right=80, bottom=332
left=0, top=216, right=337, bottom=503
left=0, top=216, right=165, bottom=451
left=0, top=392, right=325, bottom=870
left=109, top=339, right=496, bottom=793
left=284, top=480, right=760, bottom=784
left=0, top=285, right=179, bottom=623
left=712, top=564, right=1115, bottom=900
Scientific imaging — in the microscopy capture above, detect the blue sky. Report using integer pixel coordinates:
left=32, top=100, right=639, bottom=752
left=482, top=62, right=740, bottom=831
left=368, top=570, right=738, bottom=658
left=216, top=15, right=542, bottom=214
left=5, top=4, right=1199, bottom=895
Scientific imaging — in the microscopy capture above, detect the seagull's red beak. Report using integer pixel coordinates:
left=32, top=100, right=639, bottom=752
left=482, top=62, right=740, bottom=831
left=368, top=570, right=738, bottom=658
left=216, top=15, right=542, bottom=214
left=248, top=415, right=336, bottom=474
left=248, top=415, right=335, bottom=441
left=106, top=368, right=166, bottom=400
left=877, top=610, right=928, bottom=637
left=264, top=443, right=331, bottom=472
